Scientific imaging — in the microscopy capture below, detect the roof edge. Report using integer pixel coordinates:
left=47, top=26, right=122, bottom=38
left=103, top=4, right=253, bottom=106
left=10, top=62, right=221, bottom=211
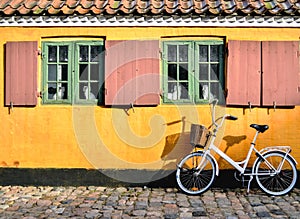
left=0, top=15, right=299, bottom=27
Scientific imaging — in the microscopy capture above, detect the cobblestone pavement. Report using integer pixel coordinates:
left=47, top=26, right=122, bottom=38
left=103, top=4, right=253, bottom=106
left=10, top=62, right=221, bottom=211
left=0, top=186, right=299, bottom=219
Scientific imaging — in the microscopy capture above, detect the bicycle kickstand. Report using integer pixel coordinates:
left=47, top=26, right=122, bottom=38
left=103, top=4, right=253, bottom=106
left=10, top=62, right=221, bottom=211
left=247, top=176, right=253, bottom=193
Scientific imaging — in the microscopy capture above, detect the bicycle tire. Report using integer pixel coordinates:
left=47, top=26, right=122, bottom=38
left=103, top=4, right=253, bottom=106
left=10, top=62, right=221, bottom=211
left=176, top=151, right=216, bottom=195
left=254, top=151, right=297, bottom=196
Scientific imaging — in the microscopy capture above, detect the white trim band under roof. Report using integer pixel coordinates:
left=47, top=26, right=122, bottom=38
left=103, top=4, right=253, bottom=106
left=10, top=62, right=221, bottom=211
left=0, top=15, right=300, bottom=27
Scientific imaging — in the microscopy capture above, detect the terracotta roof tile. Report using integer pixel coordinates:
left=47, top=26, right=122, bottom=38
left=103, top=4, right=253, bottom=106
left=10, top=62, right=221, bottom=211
left=0, top=0, right=299, bottom=15
left=17, top=4, right=31, bottom=13
left=80, top=0, right=94, bottom=9
left=9, top=0, right=23, bottom=8
left=24, top=0, right=38, bottom=8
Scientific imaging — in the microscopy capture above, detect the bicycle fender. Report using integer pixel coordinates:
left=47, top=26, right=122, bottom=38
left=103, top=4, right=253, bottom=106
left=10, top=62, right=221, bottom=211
left=194, top=151, right=219, bottom=176
left=252, top=150, right=298, bottom=174
left=259, top=149, right=298, bottom=165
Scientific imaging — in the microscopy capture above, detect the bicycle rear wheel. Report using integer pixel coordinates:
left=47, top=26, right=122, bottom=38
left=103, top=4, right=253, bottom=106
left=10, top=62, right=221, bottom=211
left=176, top=152, right=216, bottom=195
left=254, top=151, right=297, bottom=196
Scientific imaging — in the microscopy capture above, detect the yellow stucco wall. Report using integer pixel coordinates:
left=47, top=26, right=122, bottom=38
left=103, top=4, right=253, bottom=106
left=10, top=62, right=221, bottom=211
left=0, top=27, right=299, bottom=170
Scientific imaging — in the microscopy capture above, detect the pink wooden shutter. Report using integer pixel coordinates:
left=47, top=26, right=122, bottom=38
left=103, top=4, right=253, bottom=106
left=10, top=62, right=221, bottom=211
left=262, top=41, right=300, bottom=106
left=105, top=40, right=160, bottom=105
left=227, top=40, right=261, bottom=106
left=5, top=41, right=38, bottom=106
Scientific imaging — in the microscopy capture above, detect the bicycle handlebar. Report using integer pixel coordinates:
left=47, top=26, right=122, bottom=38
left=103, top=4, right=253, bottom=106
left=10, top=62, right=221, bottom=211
left=210, top=99, right=238, bottom=130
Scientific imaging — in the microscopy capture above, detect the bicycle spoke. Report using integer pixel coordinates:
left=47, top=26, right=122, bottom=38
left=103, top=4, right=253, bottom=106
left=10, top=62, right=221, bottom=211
left=176, top=152, right=216, bottom=195
left=255, top=152, right=297, bottom=196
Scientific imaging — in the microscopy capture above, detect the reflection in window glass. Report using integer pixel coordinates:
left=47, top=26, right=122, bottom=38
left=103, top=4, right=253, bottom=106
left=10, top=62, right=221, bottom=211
left=179, top=82, right=189, bottom=99
left=168, top=45, right=177, bottom=62
left=59, top=46, right=68, bottom=62
left=48, top=46, right=57, bottom=62
left=199, top=45, right=208, bottom=62
left=48, top=83, right=57, bottom=99
left=210, top=64, right=219, bottom=80
left=90, top=64, right=100, bottom=81
left=179, top=45, right=188, bottom=62
left=80, top=46, right=88, bottom=62
left=48, top=65, right=57, bottom=81
left=210, top=45, right=220, bottom=62
left=90, top=46, right=100, bottom=62
left=79, top=64, right=88, bottom=80
left=168, top=64, right=177, bottom=80
left=199, top=82, right=209, bottom=100
left=61, top=64, right=68, bottom=81
left=199, top=64, right=208, bottom=80
left=179, top=64, right=188, bottom=80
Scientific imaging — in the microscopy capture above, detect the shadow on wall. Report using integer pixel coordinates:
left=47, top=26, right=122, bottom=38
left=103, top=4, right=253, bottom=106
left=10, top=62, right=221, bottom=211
left=147, top=117, right=194, bottom=184
left=222, top=135, right=247, bottom=154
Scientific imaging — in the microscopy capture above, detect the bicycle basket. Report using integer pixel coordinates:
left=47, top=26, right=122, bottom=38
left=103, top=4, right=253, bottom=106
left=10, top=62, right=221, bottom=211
left=190, top=124, right=210, bottom=148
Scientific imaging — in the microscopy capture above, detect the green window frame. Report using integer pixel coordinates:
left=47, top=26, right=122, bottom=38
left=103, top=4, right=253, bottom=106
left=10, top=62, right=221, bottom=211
left=162, top=40, right=225, bottom=104
left=42, top=41, right=104, bottom=104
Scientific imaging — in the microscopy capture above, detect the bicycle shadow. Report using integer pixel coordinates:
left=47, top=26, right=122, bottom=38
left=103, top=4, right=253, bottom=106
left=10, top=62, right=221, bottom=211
left=147, top=117, right=195, bottom=186
left=222, top=135, right=247, bottom=153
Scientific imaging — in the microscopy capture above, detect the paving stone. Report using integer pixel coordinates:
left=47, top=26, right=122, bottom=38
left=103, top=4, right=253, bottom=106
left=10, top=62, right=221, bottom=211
left=0, top=186, right=298, bottom=218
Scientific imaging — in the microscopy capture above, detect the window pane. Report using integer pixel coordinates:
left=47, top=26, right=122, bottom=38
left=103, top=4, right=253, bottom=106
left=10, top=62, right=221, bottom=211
left=179, top=82, right=189, bottom=99
left=80, top=46, right=88, bottom=62
left=199, top=82, right=209, bottom=100
left=80, top=83, right=97, bottom=100
left=48, top=65, right=57, bottom=81
left=61, top=64, right=68, bottom=81
left=168, top=64, right=177, bottom=80
left=210, top=45, right=220, bottom=62
left=48, top=83, right=67, bottom=100
left=168, top=45, right=177, bottom=62
left=199, top=45, right=208, bottom=62
left=79, top=64, right=88, bottom=81
left=179, top=45, right=188, bottom=62
left=179, top=64, right=188, bottom=80
left=210, top=82, right=219, bottom=99
left=79, top=83, right=85, bottom=99
left=90, top=82, right=99, bottom=99
left=90, top=64, right=100, bottom=81
left=59, top=46, right=68, bottom=62
left=48, top=83, right=57, bottom=99
left=199, top=64, right=208, bottom=80
left=48, top=46, right=57, bottom=62
left=210, top=64, right=219, bottom=80
left=56, top=83, right=67, bottom=99
left=90, top=46, right=100, bottom=62
left=167, top=82, right=176, bottom=100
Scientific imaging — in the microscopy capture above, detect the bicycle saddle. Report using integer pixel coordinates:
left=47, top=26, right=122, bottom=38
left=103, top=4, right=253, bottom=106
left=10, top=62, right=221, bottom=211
left=250, top=124, right=269, bottom=133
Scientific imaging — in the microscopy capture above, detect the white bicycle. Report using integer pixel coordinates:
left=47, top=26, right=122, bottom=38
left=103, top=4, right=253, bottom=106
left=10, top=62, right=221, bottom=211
left=176, top=99, right=298, bottom=196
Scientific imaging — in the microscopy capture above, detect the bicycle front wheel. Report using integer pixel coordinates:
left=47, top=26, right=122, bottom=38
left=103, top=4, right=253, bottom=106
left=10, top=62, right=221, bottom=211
left=176, top=152, right=216, bottom=195
left=254, top=151, right=297, bottom=196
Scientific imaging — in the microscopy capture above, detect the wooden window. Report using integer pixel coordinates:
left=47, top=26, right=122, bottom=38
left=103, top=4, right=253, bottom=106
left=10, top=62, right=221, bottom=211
left=162, top=40, right=225, bottom=104
left=105, top=40, right=160, bottom=105
left=5, top=41, right=38, bottom=106
left=42, top=41, right=104, bottom=104
left=76, top=42, right=104, bottom=103
left=226, top=41, right=261, bottom=106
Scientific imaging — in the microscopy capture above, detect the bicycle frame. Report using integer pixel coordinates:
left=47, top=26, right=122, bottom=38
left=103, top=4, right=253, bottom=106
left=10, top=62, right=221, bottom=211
left=197, top=100, right=292, bottom=177
left=202, top=131, right=261, bottom=175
